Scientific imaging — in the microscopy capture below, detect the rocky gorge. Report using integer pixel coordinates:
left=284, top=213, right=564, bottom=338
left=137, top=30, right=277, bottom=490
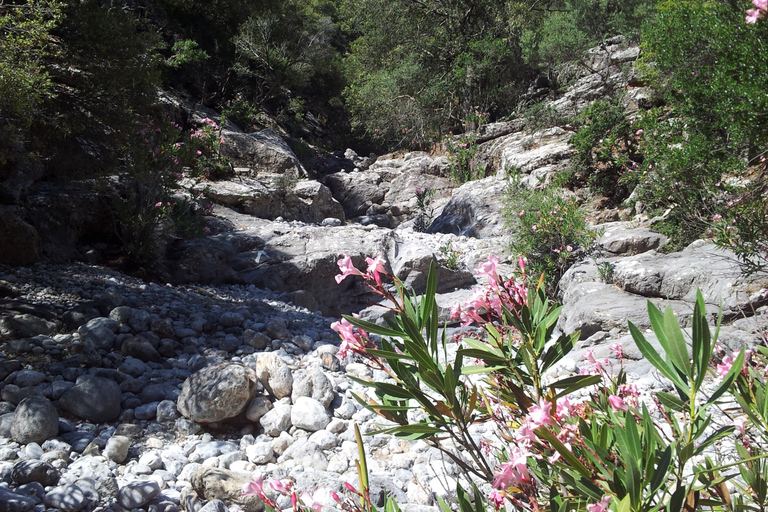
left=1, top=38, right=768, bottom=512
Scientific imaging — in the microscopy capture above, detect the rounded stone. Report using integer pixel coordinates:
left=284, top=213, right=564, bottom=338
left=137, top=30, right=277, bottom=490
left=44, top=484, right=88, bottom=512
left=176, top=363, right=259, bottom=423
left=59, top=377, right=122, bottom=423
left=290, top=396, right=329, bottom=432
left=11, top=396, right=59, bottom=444
left=103, top=436, right=131, bottom=464
left=117, top=480, right=161, bottom=509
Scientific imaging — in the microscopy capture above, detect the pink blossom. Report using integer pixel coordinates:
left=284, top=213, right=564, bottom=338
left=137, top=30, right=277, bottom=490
left=365, top=254, right=387, bottom=285
left=449, top=302, right=462, bottom=320
left=242, top=476, right=265, bottom=497
left=716, top=355, right=734, bottom=379
left=330, top=318, right=365, bottom=358
left=515, top=422, right=538, bottom=444
left=488, top=490, right=505, bottom=510
left=269, top=479, right=291, bottom=495
left=713, top=214, right=723, bottom=222
left=476, top=255, right=501, bottom=284
left=492, top=446, right=531, bottom=489
left=527, top=397, right=554, bottom=428
left=587, top=495, right=612, bottom=512
left=335, top=255, right=364, bottom=284
left=196, top=150, right=202, bottom=156
left=735, top=416, right=748, bottom=435
left=635, top=129, right=644, bottom=136
left=556, top=396, right=579, bottom=419
left=344, top=482, right=359, bottom=494
left=608, top=395, right=628, bottom=412
left=753, top=0, right=767, bottom=11
left=155, top=202, right=163, bottom=208
left=301, top=488, right=332, bottom=512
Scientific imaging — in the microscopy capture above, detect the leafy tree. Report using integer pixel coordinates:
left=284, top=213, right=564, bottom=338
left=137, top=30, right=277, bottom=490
left=633, top=0, right=768, bottom=262
left=0, top=0, right=63, bottom=173
left=341, top=0, right=534, bottom=149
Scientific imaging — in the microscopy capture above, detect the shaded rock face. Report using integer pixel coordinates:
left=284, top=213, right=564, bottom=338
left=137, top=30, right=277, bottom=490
left=428, top=176, right=508, bottom=238
left=0, top=206, right=41, bottom=265
left=196, top=178, right=344, bottom=224
left=59, top=377, right=122, bottom=423
left=220, top=129, right=305, bottom=176
left=177, top=363, right=259, bottom=423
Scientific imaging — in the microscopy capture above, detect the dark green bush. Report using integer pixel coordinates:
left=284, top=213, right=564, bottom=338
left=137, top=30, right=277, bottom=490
left=505, top=175, right=597, bottom=293
left=636, top=0, right=768, bottom=260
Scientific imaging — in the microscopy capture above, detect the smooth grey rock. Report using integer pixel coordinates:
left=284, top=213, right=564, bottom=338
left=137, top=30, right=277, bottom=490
left=11, top=460, right=59, bottom=486
left=245, top=396, right=272, bottom=423
left=191, top=466, right=264, bottom=512
left=290, top=396, right=330, bottom=432
left=44, top=484, right=88, bottom=512
left=59, top=377, right=122, bottom=423
left=103, top=436, right=131, bottom=464
left=597, top=222, right=668, bottom=255
left=245, top=442, right=274, bottom=464
left=291, top=367, right=334, bottom=408
left=156, top=400, right=180, bottom=422
left=77, top=317, right=118, bottom=350
left=219, top=312, right=244, bottom=328
left=255, top=353, right=293, bottom=399
left=259, top=403, right=292, bottom=437
left=13, top=370, right=46, bottom=388
left=177, top=363, right=259, bottom=423
left=0, top=486, right=37, bottom=512
left=198, top=499, right=228, bottom=512
left=10, top=396, right=58, bottom=444
left=117, top=480, right=161, bottom=509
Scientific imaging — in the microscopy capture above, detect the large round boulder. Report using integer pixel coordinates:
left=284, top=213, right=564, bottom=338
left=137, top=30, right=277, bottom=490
left=59, top=377, right=122, bottom=423
left=11, top=396, right=59, bottom=444
left=176, top=363, right=259, bottom=423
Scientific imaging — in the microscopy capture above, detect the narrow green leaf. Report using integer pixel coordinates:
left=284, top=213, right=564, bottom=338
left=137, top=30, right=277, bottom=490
left=692, top=291, right=712, bottom=391
left=629, top=321, right=688, bottom=393
left=540, top=332, right=578, bottom=373
left=343, top=315, right=405, bottom=338
left=535, top=427, right=592, bottom=478
left=657, top=391, right=687, bottom=412
left=662, top=306, right=692, bottom=380
left=436, top=496, right=452, bottom=512
left=549, top=375, right=602, bottom=397
left=694, top=426, right=736, bottom=456
left=649, top=446, right=672, bottom=494
left=421, top=261, right=437, bottom=329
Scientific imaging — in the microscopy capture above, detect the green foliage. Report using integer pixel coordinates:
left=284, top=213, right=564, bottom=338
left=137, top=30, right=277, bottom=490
left=506, top=177, right=596, bottom=292
left=341, top=0, right=533, bottom=149
left=0, top=0, right=62, bottom=167
left=445, top=134, right=487, bottom=184
left=166, top=39, right=209, bottom=69
left=331, top=258, right=768, bottom=512
left=521, top=0, right=655, bottom=69
left=439, top=242, right=461, bottom=270
left=112, top=119, right=202, bottom=264
left=637, top=0, right=768, bottom=262
left=413, top=187, right=435, bottom=233
left=569, top=99, right=639, bottom=201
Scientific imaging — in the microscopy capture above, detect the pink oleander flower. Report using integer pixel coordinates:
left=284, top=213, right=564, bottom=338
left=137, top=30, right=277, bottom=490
left=492, top=446, right=531, bottom=489
left=449, top=302, right=462, bottom=320
left=365, top=254, right=387, bottom=285
left=242, top=476, right=264, bottom=497
left=515, top=422, right=538, bottom=444
left=608, top=395, right=628, bottom=412
left=344, top=482, right=359, bottom=494
left=476, top=255, right=501, bottom=284
left=155, top=202, right=163, bottom=208
left=556, top=396, right=579, bottom=419
left=527, top=397, right=554, bottom=428
left=747, top=8, right=763, bottom=23
left=489, top=490, right=505, bottom=510
left=335, top=255, right=364, bottom=284
left=753, top=0, right=768, bottom=11
left=330, top=318, right=366, bottom=359
left=735, top=416, right=748, bottom=435
left=301, top=488, right=331, bottom=512
left=587, top=495, right=613, bottom=512
left=269, top=479, right=291, bottom=495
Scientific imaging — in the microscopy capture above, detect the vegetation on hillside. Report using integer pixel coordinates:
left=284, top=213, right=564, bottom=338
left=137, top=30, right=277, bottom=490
left=1, top=0, right=766, bottom=270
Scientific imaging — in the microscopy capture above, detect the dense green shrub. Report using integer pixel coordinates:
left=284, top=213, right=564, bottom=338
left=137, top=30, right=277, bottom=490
left=506, top=175, right=597, bottom=293
left=635, top=0, right=768, bottom=259
left=569, top=99, right=640, bottom=201
left=522, top=0, right=655, bottom=69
